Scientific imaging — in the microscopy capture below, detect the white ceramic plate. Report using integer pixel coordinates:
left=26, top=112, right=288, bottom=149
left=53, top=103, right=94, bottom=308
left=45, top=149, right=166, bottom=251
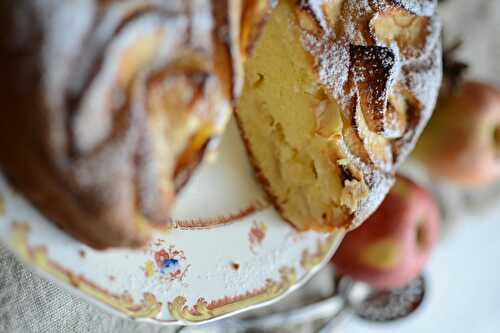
left=0, top=119, right=344, bottom=326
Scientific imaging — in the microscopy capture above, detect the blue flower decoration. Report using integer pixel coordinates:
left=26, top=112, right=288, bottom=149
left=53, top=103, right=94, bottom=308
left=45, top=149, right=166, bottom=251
left=160, top=258, right=179, bottom=274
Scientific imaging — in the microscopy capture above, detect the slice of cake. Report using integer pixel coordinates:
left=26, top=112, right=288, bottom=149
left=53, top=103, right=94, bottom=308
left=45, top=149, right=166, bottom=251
left=236, top=0, right=442, bottom=232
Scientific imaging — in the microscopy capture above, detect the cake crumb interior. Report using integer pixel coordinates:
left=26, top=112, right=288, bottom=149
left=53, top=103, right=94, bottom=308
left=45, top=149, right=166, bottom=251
left=237, top=0, right=368, bottom=230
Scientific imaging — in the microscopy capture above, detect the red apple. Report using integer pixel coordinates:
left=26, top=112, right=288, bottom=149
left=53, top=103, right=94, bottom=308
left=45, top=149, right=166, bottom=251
left=332, top=175, right=439, bottom=290
left=414, top=80, right=500, bottom=186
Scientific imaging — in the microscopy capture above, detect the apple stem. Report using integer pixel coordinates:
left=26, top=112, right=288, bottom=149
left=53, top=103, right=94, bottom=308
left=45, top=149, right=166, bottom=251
left=492, top=126, right=500, bottom=155
left=416, top=220, right=426, bottom=249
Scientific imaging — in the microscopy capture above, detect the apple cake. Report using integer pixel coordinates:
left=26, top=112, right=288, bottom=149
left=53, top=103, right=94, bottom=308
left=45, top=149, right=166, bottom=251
left=236, top=0, right=442, bottom=232
left=0, top=0, right=243, bottom=249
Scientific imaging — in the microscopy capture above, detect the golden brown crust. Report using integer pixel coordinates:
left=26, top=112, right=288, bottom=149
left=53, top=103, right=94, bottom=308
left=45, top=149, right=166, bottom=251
left=0, top=0, right=239, bottom=249
left=240, top=0, right=273, bottom=60
left=212, top=0, right=245, bottom=103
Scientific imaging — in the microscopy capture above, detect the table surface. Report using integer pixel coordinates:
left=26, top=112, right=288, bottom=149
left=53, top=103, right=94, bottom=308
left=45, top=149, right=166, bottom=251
left=345, top=205, right=500, bottom=333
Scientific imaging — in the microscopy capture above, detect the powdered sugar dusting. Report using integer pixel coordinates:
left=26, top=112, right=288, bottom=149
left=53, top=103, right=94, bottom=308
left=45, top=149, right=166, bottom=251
left=302, top=33, right=350, bottom=102
left=335, top=134, right=395, bottom=229
left=2, top=0, right=233, bottom=245
left=297, top=0, right=441, bottom=221
left=393, top=41, right=442, bottom=166
left=393, top=0, right=436, bottom=16
left=42, top=0, right=96, bottom=114
left=301, top=0, right=330, bottom=32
